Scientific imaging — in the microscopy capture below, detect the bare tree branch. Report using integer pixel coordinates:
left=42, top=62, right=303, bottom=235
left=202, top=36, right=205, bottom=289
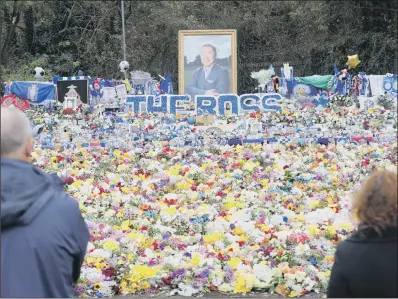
left=59, top=1, right=76, bottom=34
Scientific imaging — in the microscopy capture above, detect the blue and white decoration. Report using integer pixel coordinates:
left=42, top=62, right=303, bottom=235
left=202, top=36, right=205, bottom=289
left=383, top=73, right=397, bottom=97
left=126, top=93, right=283, bottom=116
left=292, top=83, right=312, bottom=98
left=53, top=76, right=91, bottom=84
left=10, top=81, right=55, bottom=104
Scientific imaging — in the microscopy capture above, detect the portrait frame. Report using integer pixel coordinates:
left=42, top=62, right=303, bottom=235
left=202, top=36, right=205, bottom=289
left=178, top=29, right=237, bottom=96
left=63, top=96, right=77, bottom=110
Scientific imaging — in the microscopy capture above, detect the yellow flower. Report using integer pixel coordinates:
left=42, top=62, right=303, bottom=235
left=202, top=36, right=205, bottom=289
left=339, top=223, right=353, bottom=230
left=102, top=239, right=119, bottom=252
left=192, top=253, right=200, bottom=266
left=116, top=209, right=124, bottom=218
left=93, top=282, right=101, bottom=291
left=120, top=280, right=128, bottom=293
left=162, top=207, right=177, bottom=215
left=114, top=150, right=121, bottom=158
left=289, top=290, right=297, bottom=297
left=139, top=237, right=154, bottom=248
left=71, top=180, right=84, bottom=188
left=121, top=220, right=131, bottom=231
left=175, top=181, right=190, bottom=190
left=139, top=281, right=150, bottom=290
left=228, top=257, right=242, bottom=269
left=243, top=161, right=259, bottom=172
left=233, top=274, right=251, bottom=293
left=225, top=200, right=245, bottom=209
left=132, top=265, right=160, bottom=279
left=325, top=270, right=331, bottom=277
left=203, top=233, right=223, bottom=244
left=95, top=262, right=106, bottom=270
left=307, top=225, right=320, bottom=237
left=325, top=226, right=337, bottom=236
left=234, top=227, right=245, bottom=235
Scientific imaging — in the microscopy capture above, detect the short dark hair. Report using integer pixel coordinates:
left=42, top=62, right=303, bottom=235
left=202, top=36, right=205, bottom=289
left=201, top=44, right=217, bottom=59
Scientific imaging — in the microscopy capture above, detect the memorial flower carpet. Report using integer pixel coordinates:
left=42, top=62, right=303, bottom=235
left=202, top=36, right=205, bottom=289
left=28, top=104, right=397, bottom=298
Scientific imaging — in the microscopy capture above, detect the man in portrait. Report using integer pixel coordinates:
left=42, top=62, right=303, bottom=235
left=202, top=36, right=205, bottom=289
left=186, top=44, right=230, bottom=98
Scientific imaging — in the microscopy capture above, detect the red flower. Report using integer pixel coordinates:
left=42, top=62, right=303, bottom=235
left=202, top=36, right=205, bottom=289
left=161, top=277, right=172, bottom=285
left=141, top=226, right=148, bottom=231
left=102, top=267, right=117, bottom=278
left=64, top=177, right=74, bottom=185
left=237, top=240, right=246, bottom=247
left=153, top=241, right=159, bottom=250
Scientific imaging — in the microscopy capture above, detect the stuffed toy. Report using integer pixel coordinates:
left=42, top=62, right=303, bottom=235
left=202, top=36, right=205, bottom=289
left=272, top=75, right=280, bottom=93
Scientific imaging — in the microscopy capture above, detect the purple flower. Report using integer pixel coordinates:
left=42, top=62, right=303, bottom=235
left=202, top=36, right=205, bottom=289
left=162, top=231, right=172, bottom=240
left=199, top=268, right=211, bottom=278
left=73, top=286, right=85, bottom=294
left=270, top=257, right=277, bottom=268
left=223, top=266, right=234, bottom=282
left=184, top=252, right=192, bottom=258
left=171, top=268, right=186, bottom=279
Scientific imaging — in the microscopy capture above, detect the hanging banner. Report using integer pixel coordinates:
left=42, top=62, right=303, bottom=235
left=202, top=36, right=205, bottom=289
left=10, top=81, right=55, bottom=104
left=383, top=73, right=397, bottom=97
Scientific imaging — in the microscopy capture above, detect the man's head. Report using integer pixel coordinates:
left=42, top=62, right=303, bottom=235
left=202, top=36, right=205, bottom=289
left=1, top=107, right=34, bottom=161
left=200, top=44, right=217, bottom=68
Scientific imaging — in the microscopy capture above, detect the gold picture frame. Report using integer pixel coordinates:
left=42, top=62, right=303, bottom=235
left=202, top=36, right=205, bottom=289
left=178, top=29, right=237, bottom=97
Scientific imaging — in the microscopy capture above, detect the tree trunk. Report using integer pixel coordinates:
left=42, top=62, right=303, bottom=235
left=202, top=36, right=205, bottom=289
left=0, top=0, right=21, bottom=66
left=24, top=5, right=34, bottom=54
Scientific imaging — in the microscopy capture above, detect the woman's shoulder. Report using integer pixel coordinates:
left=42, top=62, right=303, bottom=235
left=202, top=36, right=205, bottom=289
left=344, top=226, right=397, bottom=244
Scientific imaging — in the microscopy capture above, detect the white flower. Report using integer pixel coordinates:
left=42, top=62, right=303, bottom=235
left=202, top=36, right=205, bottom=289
left=87, top=249, right=112, bottom=258
left=253, top=264, right=272, bottom=283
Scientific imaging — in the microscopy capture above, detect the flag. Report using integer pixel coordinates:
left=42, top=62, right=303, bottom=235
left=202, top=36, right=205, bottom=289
left=1, top=94, right=31, bottom=111
left=160, top=74, right=173, bottom=94
left=333, top=64, right=339, bottom=76
left=10, top=81, right=55, bottom=104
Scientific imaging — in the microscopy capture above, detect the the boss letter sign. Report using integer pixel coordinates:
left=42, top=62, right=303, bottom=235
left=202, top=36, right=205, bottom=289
left=126, top=93, right=283, bottom=115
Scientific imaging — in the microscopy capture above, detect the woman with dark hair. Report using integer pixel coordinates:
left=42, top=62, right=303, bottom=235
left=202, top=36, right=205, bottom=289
left=327, top=170, right=397, bottom=298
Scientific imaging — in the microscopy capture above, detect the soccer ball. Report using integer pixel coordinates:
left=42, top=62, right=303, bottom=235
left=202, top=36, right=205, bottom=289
left=32, top=67, right=45, bottom=79
left=118, top=61, right=129, bottom=73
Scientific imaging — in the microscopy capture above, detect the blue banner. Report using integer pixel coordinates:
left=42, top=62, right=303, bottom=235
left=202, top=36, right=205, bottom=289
left=160, top=74, right=173, bottom=94
left=287, top=80, right=319, bottom=97
left=383, top=73, right=397, bottom=97
left=10, top=81, right=55, bottom=104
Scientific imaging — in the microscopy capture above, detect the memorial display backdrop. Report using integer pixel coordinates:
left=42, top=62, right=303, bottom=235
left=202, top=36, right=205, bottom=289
left=56, top=79, right=89, bottom=104
left=178, top=29, right=237, bottom=98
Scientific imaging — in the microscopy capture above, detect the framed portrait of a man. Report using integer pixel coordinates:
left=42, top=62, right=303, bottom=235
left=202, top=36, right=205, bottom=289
left=178, top=29, right=237, bottom=98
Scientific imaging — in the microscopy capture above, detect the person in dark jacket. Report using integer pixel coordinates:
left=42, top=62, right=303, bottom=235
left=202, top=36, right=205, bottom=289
left=1, top=107, right=90, bottom=298
left=185, top=44, right=230, bottom=98
left=327, top=169, right=397, bottom=298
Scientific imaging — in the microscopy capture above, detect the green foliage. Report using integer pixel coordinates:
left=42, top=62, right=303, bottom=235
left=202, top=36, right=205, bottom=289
left=377, top=94, right=395, bottom=110
left=0, top=0, right=397, bottom=93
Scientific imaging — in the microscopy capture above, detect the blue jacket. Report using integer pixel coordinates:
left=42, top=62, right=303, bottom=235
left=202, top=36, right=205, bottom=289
left=1, top=159, right=90, bottom=298
left=186, top=64, right=230, bottom=98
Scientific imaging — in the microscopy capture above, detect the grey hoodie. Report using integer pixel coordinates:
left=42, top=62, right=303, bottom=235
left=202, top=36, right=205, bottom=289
left=1, top=158, right=89, bottom=298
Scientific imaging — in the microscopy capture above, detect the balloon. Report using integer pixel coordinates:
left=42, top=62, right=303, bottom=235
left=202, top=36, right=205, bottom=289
left=346, top=54, right=360, bottom=69
left=187, top=116, right=196, bottom=125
